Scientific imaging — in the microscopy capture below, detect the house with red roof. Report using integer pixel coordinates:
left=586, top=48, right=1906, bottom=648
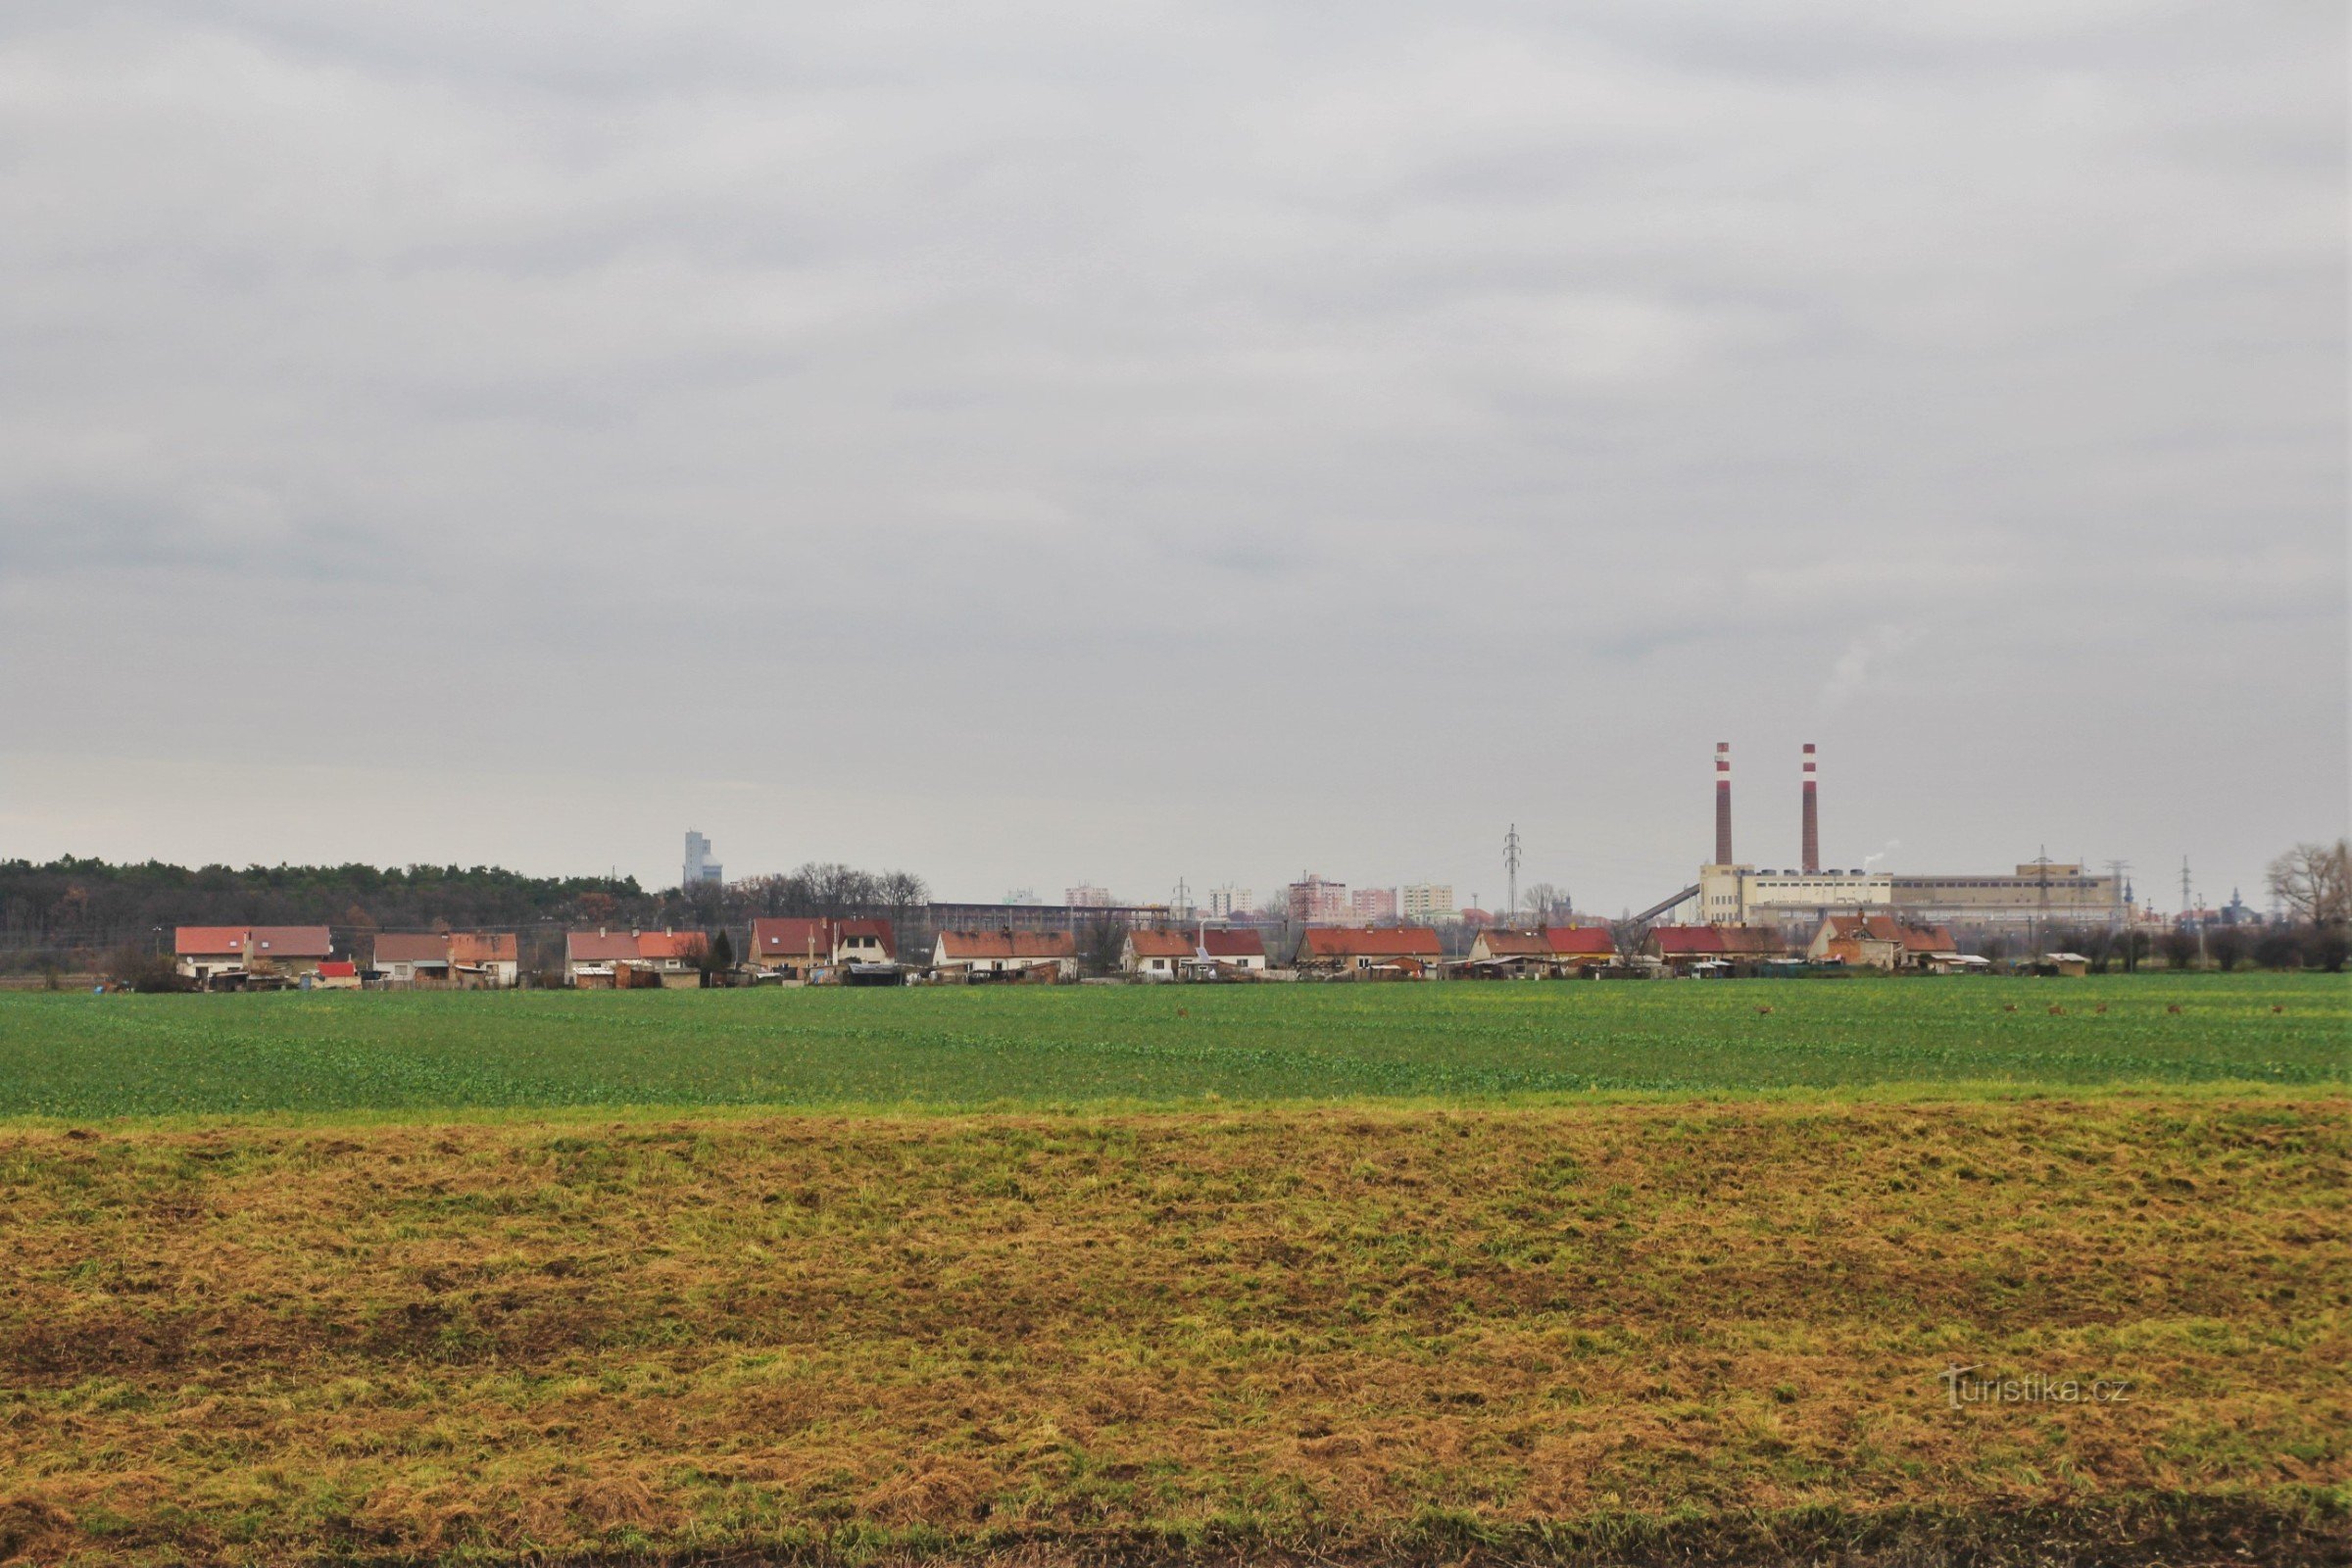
left=1647, top=924, right=1787, bottom=974
left=1119, top=926, right=1269, bottom=981
left=1295, top=925, right=1445, bottom=979
left=565, top=928, right=709, bottom=988
left=931, top=930, right=1077, bottom=983
left=173, top=926, right=335, bottom=987
left=748, top=917, right=899, bottom=980
left=1808, top=914, right=1959, bottom=972
left=1463, top=925, right=1619, bottom=978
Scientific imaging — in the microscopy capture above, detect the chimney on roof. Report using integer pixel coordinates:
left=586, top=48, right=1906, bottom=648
left=1714, top=742, right=1734, bottom=865
left=1800, top=743, right=1820, bottom=874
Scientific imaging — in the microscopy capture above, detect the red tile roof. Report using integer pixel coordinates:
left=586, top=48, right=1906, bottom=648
left=449, top=932, right=517, bottom=964
left=1298, top=926, right=1444, bottom=960
left=635, top=931, right=707, bottom=962
left=1648, top=925, right=1785, bottom=958
left=175, top=926, right=332, bottom=958
left=318, top=960, right=358, bottom=979
left=1649, top=925, right=1729, bottom=957
left=833, top=918, right=898, bottom=959
left=751, top=917, right=901, bottom=963
left=1818, top=914, right=1953, bottom=953
left=1474, top=930, right=1553, bottom=958
left=1544, top=926, right=1617, bottom=957
left=1199, top=928, right=1265, bottom=959
left=752, top=918, right=829, bottom=957
left=1127, top=930, right=1194, bottom=959
left=935, top=930, right=1077, bottom=961
left=174, top=926, right=251, bottom=956
left=373, top=933, right=453, bottom=964
left=566, top=931, right=640, bottom=963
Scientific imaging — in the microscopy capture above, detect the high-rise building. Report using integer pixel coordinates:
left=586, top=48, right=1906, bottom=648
left=1399, top=883, right=1455, bottom=921
left=1207, top=885, right=1252, bottom=919
left=683, top=831, right=722, bottom=888
left=1065, top=885, right=1114, bottom=908
left=1350, top=887, right=1398, bottom=923
left=1287, top=873, right=1350, bottom=924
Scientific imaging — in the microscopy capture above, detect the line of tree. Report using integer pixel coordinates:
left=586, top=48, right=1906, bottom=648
left=0, top=857, right=655, bottom=966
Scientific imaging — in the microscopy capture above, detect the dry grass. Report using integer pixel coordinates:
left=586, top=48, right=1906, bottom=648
left=0, top=1096, right=2345, bottom=1565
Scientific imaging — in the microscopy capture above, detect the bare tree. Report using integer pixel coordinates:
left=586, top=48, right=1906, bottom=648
left=2267, top=840, right=2350, bottom=929
left=1609, top=911, right=1653, bottom=968
left=1522, top=883, right=1569, bottom=926
left=2206, top=926, right=2246, bottom=972
left=2158, top=927, right=2198, bottom=971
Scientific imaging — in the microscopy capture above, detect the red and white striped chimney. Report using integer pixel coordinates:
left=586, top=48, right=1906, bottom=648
left=1800, top=743, right=1820, bottom=874
left=1714, top=742, right=1734, bottom=865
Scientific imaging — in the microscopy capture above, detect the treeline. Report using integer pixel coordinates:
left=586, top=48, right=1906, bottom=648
left=0, top=858, right=655, bottom=963
left=0, top=856, right=937, bottom=976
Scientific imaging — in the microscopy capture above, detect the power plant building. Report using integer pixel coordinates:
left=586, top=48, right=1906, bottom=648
left=1891, top=863, right=2122, bottom=931
left=1687, top=744, right=2123, bottom=935
left=1697, top=863, right=1892, bottom=925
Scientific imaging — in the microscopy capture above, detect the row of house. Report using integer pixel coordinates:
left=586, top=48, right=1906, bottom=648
left=1454, top=916, right=1971, bottom=977
left=170, top=909, right=1971, bottom=991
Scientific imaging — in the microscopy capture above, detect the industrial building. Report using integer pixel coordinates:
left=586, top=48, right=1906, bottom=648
left=1681, top=744, right=2126, bottom=937
left=1890, top=862, right=2123, bottom=932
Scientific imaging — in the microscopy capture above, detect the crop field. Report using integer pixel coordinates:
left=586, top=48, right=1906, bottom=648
left=0, top=977, right=2345, bottom=1565
left=0, top=971, right=2342, bottom=1118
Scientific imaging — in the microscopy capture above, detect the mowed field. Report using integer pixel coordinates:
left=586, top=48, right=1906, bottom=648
left=0, top=977, right=2346, bottom=1566
left=0, top=972, right=2342, bottom=1117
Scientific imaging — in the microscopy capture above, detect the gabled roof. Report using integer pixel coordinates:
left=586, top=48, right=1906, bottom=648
left=1544, top=926, right=1617, bottom=957
left=566, top=930, right=640, bottom=963
left=751, top=917, right=901, bottom=962
left=318, top=960, right=358, bottom=979
left=449, top=932, right=517, bottom=964
left=833, top=917, right=897, bottom=958
left=635, top=931, right=707, bottom=961
left=1474, top=930, right=1553, bottom=958
left=1298, top=926, right=1444, bottom=959
left=373, top=933, right=452, bottom=964
left=250, top=926, right=333, bottom=958
left=1817, top=913, right=1952, bottom=952
left=175, top=926, right=252, bottom=956
left=1199, top=928, right=1266, bottom=958
left=174, top=925, right=334, bottom=958
left=1650, top=924, right=1787, bottom=958
left=1714, top=925, right=1788, bottom=956
left=935, top=930, right=1077, bottom=960
left=1649, top=925, right=1728, bottom=957
left=1126, top=930, right=1194, bottom=959
left=752, top=917, right=830, bottom=956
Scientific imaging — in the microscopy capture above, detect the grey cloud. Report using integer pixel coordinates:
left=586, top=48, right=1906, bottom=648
left=0, top=0, right=2340, bottom=907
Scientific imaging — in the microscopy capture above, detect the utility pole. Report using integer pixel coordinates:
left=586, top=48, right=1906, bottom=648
left=2181, top=857, right=2206, bottom=968
left=1503, top=824, right=1522, bottom=924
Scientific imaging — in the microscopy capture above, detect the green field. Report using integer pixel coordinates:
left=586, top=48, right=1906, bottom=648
left=3, top=974, right=2347, bottom=1565
left=0, top=972, right=2341, bottom=1119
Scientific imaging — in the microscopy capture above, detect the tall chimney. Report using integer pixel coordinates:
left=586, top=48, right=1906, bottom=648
left=1714, top=742, right=1734, bottom=865
left=1800, top=743, right=1820, bottom=874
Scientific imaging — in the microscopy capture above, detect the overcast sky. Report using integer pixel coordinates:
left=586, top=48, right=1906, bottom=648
left=1, top=1, right=2343, bottom=915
